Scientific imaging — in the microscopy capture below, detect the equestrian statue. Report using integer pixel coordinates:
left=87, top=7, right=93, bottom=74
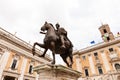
left=32, top=21, right=73, bottom=68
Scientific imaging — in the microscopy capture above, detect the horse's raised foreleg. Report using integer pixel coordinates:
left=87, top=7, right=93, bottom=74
left=32, top=42, right=36, bottom=56
left=34, top=42, right=46, bottom=48
left=39, top=48, right=48, bottom=57
left=32, top=42, right=46, bottom=56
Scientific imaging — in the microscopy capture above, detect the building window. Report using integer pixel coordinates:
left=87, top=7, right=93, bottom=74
left=103, top=29, right=107, bottom=33
left=98, top=66, right=103, bottom=74
left=11, top=59, right=17, bottom=70
left=82, top=56, right=86, bottom=60
left=94, top=52, right=98, bottom=56
left=94, top=52, right=99, bottom=60
left=4, top=76, right=16, bottom=80
left=29, top=65, right=33, bottom=74
left=107, top=37, right=110, bottom=41
left=84, top=69, right=89, bottom=76
left=115, top=63, right=120, bottom=71
left=11, top=54, right=20, bottom=70
left=109, top=48, right=114, bottom=52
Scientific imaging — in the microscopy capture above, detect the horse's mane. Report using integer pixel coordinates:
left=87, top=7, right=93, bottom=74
left=49, top=23, right=56, bottom=31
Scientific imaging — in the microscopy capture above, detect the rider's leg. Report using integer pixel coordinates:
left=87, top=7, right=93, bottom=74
left=60, top=35, right=66, bottom=48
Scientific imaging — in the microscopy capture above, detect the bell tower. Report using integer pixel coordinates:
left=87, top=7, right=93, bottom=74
left=99, top=24, right=114, bottom=42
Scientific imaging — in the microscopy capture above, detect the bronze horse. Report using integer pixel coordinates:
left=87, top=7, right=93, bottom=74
left=32, top=22, right=73, bottom=68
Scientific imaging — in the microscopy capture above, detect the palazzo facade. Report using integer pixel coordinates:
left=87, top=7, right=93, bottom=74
left=73, top=24, right=120, bottom=80
left=0, top=27, right=51, bottom=80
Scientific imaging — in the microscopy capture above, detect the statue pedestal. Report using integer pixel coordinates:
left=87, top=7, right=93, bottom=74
left=33, top=64, right=81, bottom=80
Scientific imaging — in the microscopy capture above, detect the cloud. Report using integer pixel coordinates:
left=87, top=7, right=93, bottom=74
left=0, top=0, right=120, bottom=65
left=0, top=0, right=120, bottom=49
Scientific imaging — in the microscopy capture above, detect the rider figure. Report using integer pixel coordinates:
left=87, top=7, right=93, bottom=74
left=55, top=23, right=73, bottom=49
left=55, top=23, right=66, bottom=49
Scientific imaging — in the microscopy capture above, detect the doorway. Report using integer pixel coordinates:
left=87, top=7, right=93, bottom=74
left=4, top=76, right=16, bottom=80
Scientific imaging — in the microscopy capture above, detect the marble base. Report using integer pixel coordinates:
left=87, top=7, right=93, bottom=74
left=33, top=64, right=81, bottom=80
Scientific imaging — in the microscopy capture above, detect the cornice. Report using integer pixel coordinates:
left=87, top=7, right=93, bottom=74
left=74, top=37, right=120, bottom=55
left=0, top=27, right=52, bottom=61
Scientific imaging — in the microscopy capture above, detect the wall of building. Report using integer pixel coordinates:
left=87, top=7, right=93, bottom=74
left=73, top=38, right=120, bottom=80
left=73, top=26, right=120, bottom=80
left=0, top=27, right=51, bottom=80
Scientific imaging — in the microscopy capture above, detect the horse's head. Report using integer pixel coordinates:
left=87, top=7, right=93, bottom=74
left=41, top=21, right=53, bottom=30
left=41, top=22, right=48, bottom=31
left=40, top=21, right=55, bottom=34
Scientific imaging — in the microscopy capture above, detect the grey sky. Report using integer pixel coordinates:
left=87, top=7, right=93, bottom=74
left=0, top=0, right=120, bottom=64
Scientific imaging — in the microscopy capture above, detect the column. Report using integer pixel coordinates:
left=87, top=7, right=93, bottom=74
left=1, top=75, right=4, bottom=80
left=75, top=55, right=82, bottom=72
left=88, top=54, right=96, bottom=75
left=18, top=57, right=27, bottom=80
left=75, top=55, right=84, bottom=80
left=35, top=73, right=39, bottom=80
left=0, top=50, right=10, bottom=79
left=101, top=52, right=110, bottom=72
left=15, top=78, right=18, bottom=80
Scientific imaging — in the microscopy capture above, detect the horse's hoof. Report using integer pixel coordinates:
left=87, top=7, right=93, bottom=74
left=39, top=55, right=45, bottom=57
left=32, top=49, right=35, bottom=56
